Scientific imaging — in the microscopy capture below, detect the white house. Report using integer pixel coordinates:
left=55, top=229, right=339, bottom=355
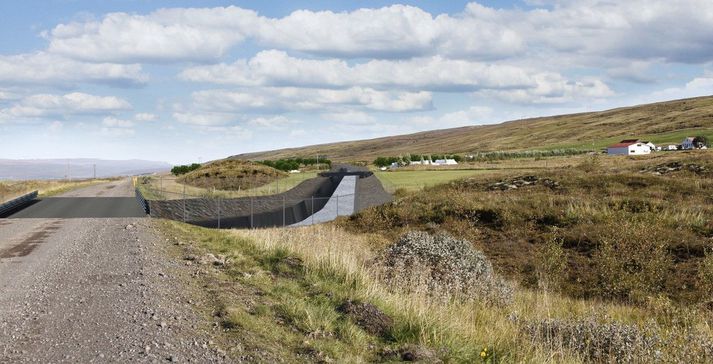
left=433, top=159, right=458, bottom=165
left=641, top=141, right=656, bottom=151
left=681, top=137, right=696, bottom=150
left=409, top=160, right=431, bottom=166
left=607, top=139, right=652, bottom=156
left=665, top=144, right=678, bottom=151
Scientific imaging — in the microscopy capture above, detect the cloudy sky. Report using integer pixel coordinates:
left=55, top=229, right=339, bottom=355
left=1, top=0, right=712, bottom=164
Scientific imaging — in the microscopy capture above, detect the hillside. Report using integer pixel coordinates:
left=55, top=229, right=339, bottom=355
left=178, top=159, right=286, bottom=191
left=232, top=96, right=713, bottom=162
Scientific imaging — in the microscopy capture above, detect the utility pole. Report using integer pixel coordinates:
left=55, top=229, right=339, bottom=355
left=93, top=164, right=96, bottom=179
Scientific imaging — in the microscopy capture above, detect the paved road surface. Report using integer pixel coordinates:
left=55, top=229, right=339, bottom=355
left=0, top=179, right=224, bottom=362
left=6, top=179, right=145, bottom=218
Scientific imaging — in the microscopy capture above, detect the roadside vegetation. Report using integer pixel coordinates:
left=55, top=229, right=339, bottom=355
left=171, top=163, right=202, bottom=176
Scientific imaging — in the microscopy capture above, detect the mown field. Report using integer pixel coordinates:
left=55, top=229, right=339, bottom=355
left=161, top=150, right=713, bottom=363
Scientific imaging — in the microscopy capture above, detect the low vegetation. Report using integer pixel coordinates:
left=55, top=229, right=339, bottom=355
left=347, top=151, right=713, bottom=306
left=170, top=163, right=202, bottom=176
left=257, top=157, right=331, bottom=172
left=177, top=159, right=286, bottom=191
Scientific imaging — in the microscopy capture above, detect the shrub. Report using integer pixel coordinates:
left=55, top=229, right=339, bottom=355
left=535, top=237, right=567, bottom=291
left=592, top=221, right=672, bottom=302
left=171, top=163, right=201, bottom=176
left=378, top=231, right=513, bottom=306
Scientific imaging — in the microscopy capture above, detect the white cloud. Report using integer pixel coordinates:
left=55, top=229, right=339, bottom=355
left=42, top=2, right=713, bottom=65
left=0, top=92, right=132, bottom=121
left=0, top=52, right=147, bottom=86
left=247, top=115, right=295, bottom=130
left=173, top=111, right=237, bottom=126
left=180, top=50, right=537, bottom=91
left=134, top=113, right=158, bottom=122
left=476, top=75, right=614, bottom=104
left=189, top=87, right=433, bottom=113
left=408, top=106, right=496, bottom=129
left=102, top=116, right=134, bottom=128
left=321, top=111, right=376, bottom=125
left=47, top=7, right=258, bottom=63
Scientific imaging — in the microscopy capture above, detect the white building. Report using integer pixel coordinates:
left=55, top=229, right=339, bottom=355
left=607, top=139, right=652, bottom=156
left=433, top=159, right=458, bottom=165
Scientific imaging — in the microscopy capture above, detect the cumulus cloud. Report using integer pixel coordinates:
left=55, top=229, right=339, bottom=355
left=42, top=2, right=713, bottom=64
left=47, top=7, right=258, bottom=63
left=0, top=52, right=147, bottom=86
left=476, top=75, right=614, bottom=104
left=180, top=50, right=538, bottom=91
left=0, top=92, right=132, bottom=121
left=188, top=87, right=433, bottom=113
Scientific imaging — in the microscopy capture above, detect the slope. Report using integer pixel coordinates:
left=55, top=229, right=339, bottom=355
left=231, top=96, right=713, bottom=162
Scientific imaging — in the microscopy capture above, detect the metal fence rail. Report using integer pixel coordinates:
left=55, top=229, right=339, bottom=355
left=0, top=191, right=38, bottom=217
left=134, top=188, right=150, bottom=214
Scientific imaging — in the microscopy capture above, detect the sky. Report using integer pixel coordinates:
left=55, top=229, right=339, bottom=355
left=0, top=0, right=712, bottom=164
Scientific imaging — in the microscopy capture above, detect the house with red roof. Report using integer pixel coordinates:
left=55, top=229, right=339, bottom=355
left=607, top=139, right=653, bottom=155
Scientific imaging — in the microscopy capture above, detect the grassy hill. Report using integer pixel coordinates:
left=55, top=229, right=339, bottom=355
left=178, top=159, right=286, bottom=191
left=232, top=96, right=713, bottom=162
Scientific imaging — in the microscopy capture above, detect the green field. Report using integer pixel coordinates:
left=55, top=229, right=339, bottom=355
left=374, top=169, right=491, bottom=193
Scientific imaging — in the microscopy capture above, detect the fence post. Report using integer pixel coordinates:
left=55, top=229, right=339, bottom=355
left=336, top=194, right=339, bottom=217
left=183, top=184, right=186, bottom=223
left=217, top=197, right=221, bottom=229
left=250, top=196, right=254, bottom=229
left=282, top=195, right=286, bottom=227
left=160, top=176, right=163, bottom=198
left=311, top=195, right=315, bottom=225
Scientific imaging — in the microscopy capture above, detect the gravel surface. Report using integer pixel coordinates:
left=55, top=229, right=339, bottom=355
left=0, top=179, right=227, bottom=363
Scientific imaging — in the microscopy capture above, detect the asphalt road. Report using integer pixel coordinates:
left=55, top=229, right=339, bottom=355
left=5, top=180, right=145, bottom=218
left=0, top=179, right=225, bottom=362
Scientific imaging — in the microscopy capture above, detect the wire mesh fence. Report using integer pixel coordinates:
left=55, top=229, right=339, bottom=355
left=135, top=172, right=319, bottom=201
left=134, top=171, right=358, bottom=229
left=144, top=192, right=356, bottom=229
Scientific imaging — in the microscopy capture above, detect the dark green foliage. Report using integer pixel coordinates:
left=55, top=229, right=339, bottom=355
left=374, top=156, right=400, bottom=167
left=171, top=163, right=201, bottom=176
left=693, top=135, right=709, bottom=147
left=258, top=157, right=332, bottom=172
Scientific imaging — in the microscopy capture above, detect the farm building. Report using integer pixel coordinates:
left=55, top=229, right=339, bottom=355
left=607, top=139, right=653, bottom=155
left=682, top=137, right=696, bottom=150
left=433, top=159, right=458, bottom=165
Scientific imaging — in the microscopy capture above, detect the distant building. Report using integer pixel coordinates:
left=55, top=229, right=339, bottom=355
left=681, top=137, right=696, bottom=150
left=607, top=139, right=652, bottom=155
left=433, top=159, right=458, bottom=165
left=409, top=160, right=431, bottom=166
left=641, top=141, right=657, bottom=151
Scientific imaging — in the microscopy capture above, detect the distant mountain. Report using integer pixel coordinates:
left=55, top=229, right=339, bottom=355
left=0, top=159, right=171, bottom=180
left=230, top=96, right=713, bottom=162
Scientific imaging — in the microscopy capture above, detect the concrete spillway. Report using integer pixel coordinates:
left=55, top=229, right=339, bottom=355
left=291, top=176, right=356, bottom=226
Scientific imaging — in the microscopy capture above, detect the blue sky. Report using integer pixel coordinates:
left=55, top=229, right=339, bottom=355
left=1, top=1, right=712, bottom=164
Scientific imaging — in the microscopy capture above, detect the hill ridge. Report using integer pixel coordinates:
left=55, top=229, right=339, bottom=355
left=231, top=95, right=713, bottom=162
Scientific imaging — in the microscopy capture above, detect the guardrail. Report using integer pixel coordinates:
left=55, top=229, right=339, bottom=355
left=135, top=188, right=150, bottom=215
left=0, top=190, right=38, bottom=217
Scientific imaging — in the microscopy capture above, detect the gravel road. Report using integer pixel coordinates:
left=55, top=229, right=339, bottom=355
left=0, top=179, right=226, bottom=363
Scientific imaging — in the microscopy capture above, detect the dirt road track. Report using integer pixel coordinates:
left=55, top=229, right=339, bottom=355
left=0, top=179, right=225, bottom=362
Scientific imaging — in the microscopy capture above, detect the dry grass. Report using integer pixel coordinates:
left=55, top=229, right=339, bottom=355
left=0, top=178, right=115, bottom=202
left=233, top=96, right=713, bottom=162
left=172, top=224, right=712, bottom=362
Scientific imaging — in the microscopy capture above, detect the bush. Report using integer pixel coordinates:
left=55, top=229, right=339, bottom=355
left=535, top=237, right=567, bottom=291
left=171, top=163, right=201, bottom=176
left=592, top=221, right=672, bottom=302
left=378, top=231, right=513, bottom=305
left=258, top=157, right=331, bottom=172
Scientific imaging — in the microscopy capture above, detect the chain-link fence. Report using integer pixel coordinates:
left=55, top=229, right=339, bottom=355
left=135, top=172, right=319, bottom=201
left=135, top=172, right=358, bottom=229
